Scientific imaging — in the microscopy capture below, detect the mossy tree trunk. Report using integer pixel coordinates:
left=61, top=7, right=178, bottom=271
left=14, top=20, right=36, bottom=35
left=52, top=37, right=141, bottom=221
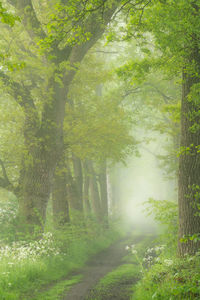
left=18, top=71, right=66, bottom=230
left=2, top=0, right=121, bottom=232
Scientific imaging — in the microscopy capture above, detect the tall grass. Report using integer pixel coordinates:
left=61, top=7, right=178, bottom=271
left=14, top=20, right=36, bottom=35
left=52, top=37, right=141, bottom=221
left=0, top=191, right=123, bottom=300
left=131, top=198, right=200, bottom=300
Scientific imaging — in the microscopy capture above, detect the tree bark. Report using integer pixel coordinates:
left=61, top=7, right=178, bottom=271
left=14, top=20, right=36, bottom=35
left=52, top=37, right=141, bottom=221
left=110, top=167, right=121, bottom=214
left=52, top=153, right=70, bottom=227
left=83, top=160, right=91, bottom=215
left=6, top=0, right=122, bottom=231
left=66, top=161, right=82, bottom=212
left=178, top=43, right=200, bottom=255
left=72, top=154, right=83, bottom=212
left=88, top=160, right=102, bottom=221
left=99, top=160, right=109, bottom=223
left=18, top=72, right=66, bottom=231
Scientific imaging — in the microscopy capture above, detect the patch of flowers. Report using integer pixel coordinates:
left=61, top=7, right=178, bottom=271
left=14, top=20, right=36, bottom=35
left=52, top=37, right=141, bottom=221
left=0, top=232, right=60, bottom=262
left=125, top=244, right=137, bottom=254
left=126, top=243, right=167, bottom=271
left=163, top=259, right=173, bottom=266
left=126, top=244, right=144, bottom=272
left=0, top=198, right=18, bottom=224
left=143, top=245, right=166, bottom=268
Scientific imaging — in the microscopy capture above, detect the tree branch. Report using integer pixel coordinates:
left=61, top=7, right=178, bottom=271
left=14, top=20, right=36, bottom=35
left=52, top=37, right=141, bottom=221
left=112, top=0, right=147, bottom=19
left=144, top=82, right=173, bottom=103
left=0, top=71, right=36, bottom=109
left=8, top=0, right=46, bottom=40
left=0, top=159, right=15, bottom=192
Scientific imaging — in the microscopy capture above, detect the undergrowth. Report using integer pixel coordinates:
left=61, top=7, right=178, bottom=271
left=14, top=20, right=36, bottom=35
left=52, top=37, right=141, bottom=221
left=131, top=198, right=200, bottom=300
left=0, top=191, right=123, bottom=300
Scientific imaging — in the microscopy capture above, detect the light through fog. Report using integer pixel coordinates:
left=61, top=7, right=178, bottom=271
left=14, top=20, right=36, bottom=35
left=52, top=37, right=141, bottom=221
left=112, top=131, right=177, bottom=232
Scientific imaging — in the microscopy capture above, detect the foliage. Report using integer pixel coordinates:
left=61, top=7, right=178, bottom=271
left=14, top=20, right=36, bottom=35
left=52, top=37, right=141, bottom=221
left=0, top=214, right=121, bottom=299
left=0, top=2, right=19, bottom=27
left=131, top=195, right=200, bottom=299
left=133, top=252, right=200, bottom=300
left=144, top=198, right=178, bottom=247
left=144, top=198, right=178, bottom=228
left=123, top=0, right=200, bottom=75
left=65, top=50, right=136, bottom=163
left=107, top=34, right=181, bottom=178
left=0, top=190, right=18, bottom=243
left=39, top=0, right=117, bottom=51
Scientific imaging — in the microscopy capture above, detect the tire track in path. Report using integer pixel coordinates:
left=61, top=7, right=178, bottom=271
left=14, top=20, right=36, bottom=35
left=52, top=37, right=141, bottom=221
left=63, top=233, right=146, bottom=300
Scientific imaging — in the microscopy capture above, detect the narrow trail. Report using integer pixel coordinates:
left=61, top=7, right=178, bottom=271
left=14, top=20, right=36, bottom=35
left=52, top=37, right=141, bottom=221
left=63, top=234, right=146, bottom=300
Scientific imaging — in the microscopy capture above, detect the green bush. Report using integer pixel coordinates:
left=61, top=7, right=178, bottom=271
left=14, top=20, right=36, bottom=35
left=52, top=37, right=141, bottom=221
left=133, top=253, right=200, bottom=300
left=144, top=198, right=178, bottom=251
left=132, top=198, right=200, bottom=300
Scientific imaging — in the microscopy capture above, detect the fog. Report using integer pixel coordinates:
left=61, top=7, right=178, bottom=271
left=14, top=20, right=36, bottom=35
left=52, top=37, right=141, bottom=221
left=111, top=131, right=177, bottom=233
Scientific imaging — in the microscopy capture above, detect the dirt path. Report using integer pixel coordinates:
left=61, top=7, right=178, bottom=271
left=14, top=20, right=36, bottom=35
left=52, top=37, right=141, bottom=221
left=63, top=234, right=145, bottom=300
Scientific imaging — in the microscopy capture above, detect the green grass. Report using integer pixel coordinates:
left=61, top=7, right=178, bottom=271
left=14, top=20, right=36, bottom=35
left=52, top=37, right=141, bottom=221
left=86, top=264, right=141, bottom=300
left=129, top=232, right=200, bottom=300
left=0, top=222, right=122, bottom=300
left=84, top=233, right=158, bottom=300
left=132, top=253, right=200, bottom=300
left=32, top=275, right=82, bottom=300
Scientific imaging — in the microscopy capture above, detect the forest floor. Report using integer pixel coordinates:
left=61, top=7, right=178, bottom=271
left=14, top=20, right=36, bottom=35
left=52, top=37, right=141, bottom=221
left=62, top=231, right=155, bottom=300
left=31, top=230, right=156, bottom=300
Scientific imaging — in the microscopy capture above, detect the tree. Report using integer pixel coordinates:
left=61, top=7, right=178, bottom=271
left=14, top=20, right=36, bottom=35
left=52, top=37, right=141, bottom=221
left=120, top=0, right=200, bottom=255
left=0, top=0, right=122, bottom=232
left=53, top=48, right=136, bottom=222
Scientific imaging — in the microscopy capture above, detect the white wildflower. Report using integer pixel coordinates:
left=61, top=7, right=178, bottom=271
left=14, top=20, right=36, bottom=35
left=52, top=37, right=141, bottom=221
left=155, top=257, right=160, bottom=262
left=164, top=259, right=173, bottom=266
left=146, top=248, right=154, bottom=253
left=143, top=257, right=147, bottom=262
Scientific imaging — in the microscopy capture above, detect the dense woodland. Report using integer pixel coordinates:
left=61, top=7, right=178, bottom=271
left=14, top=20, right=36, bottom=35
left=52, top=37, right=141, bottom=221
left=0, top=0, right=200, bottom=299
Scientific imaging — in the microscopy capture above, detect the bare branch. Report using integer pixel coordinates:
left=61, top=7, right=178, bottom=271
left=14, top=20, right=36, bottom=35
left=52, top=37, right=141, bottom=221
left=123, top=87, right=141, bottom=98
left=93, top=50, right=119, bottom=54
left=112, top=0, right=147, bottom=20
left=144, top=82, right=173, bottom=103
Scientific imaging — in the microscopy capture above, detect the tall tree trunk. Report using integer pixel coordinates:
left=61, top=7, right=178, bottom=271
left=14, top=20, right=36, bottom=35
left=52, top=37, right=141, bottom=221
left=88, top=160, right=102, bottom=221
left=110, top=167, right=121, bottom=214
left=178, top=43, right=200, bottom=255
left=7, top=0, right=121, bottom=231
left=72, top=154, right=83, bottom=211
left=18, top=149, right=53, bottom=231
left=18, top=71, right=66, bottom=232
left=99, top=160, right=109, bottom=223
left=83, top=160, right=91, bottom=215
left=52, top=153, right=70, bottom=226
left=66, top=161, right=82, bottom=212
